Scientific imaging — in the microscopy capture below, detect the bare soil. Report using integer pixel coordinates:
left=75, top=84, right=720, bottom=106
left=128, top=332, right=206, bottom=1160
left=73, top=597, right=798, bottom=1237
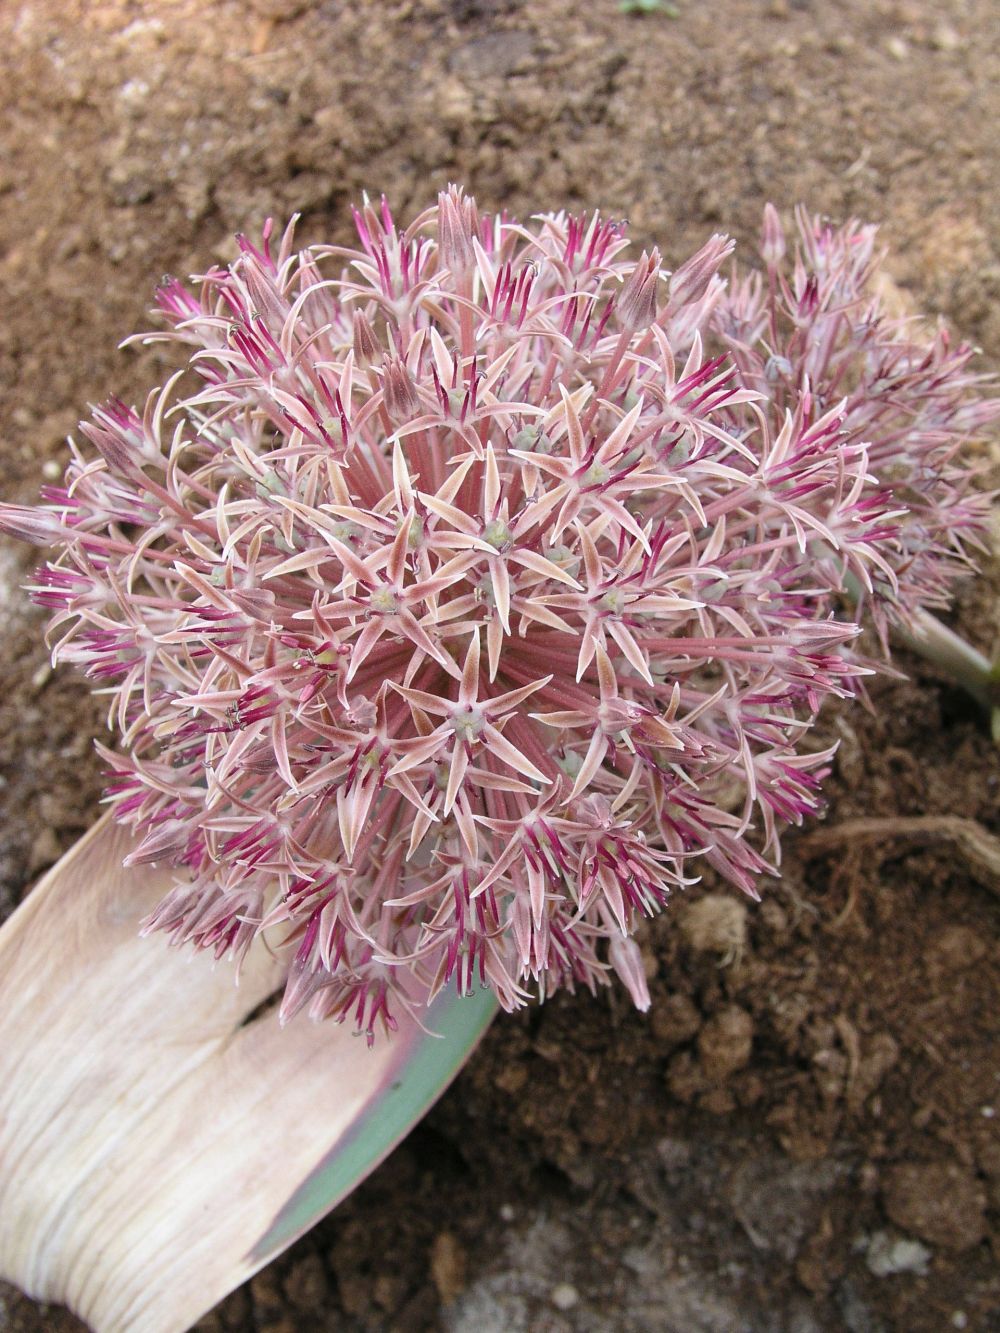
left=1, top=2, right=998, bottom=1330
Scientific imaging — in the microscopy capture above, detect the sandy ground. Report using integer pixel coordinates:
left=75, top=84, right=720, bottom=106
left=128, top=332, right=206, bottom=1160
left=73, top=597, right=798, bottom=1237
left=1, top=1, right=998, bottom=1330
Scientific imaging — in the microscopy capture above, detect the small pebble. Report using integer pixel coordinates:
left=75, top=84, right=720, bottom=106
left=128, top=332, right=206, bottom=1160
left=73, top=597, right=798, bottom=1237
left=550, top=1282, right=579, bottom=1311
left=698, top=1005, right=754, bottom=1081
left=932, top=24, right=961, bottom=52
left=31, top=662, right=52, bottom=691
left=865, top=1229, right=932, bottom=1277
left=924, top=924, right=986, bottom=973
left=650, top=992, right=701, bottom=1046
left=679, top=894, right=748, bottom=964
left=430, top=1230, right=466, bottom=1304
left=882, top=1159, right=987, bottom=1251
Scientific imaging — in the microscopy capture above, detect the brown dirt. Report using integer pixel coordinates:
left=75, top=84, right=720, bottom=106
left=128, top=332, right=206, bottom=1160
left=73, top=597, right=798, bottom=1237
left=1, top=1, right=999, bottom=1330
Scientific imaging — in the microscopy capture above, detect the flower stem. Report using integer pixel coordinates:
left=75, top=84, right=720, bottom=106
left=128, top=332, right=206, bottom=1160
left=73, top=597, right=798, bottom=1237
left=842, top=568, right=998, bottom=734
left=897, top=606, right=1000, bottom=739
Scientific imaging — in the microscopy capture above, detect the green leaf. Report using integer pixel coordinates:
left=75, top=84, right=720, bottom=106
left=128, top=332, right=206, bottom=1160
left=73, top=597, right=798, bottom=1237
left=249, top=982, right=498, bottom=1264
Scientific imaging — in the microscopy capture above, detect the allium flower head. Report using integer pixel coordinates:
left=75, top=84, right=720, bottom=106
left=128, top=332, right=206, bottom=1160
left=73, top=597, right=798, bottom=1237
left=2, top=190, right=994, bottom=1043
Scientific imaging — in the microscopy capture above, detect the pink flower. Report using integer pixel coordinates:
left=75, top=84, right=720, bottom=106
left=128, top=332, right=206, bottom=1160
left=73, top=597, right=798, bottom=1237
left=711, top=205, right=997, bottom=644
left=1, top=189, right=992, bottom=1042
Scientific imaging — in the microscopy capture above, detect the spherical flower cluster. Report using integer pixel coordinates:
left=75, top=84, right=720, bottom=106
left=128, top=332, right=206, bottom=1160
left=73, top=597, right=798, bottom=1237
left=2, top=189, right=993, bottom=1042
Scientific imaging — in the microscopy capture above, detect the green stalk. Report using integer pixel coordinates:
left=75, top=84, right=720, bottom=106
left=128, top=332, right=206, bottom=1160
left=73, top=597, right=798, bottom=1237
left=897, top=605, right=1000, bottom=723
left=844, top=572, right=1000, bottom=740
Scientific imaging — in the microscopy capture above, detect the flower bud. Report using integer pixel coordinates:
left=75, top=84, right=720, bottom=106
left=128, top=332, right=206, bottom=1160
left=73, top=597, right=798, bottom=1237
left=609, top=936, right=651, bottom=1012
left=618, top=248, right=662, bottom=331
left=761, top=203, right=786, bottom=268
left=381, top=355, right=419, bottom=420
left=437, top=183, right=479, bottom=275
left=352, top=310, right=380, bottom=367
left=0, top=504, right=63, bottom=546
left=668, top=233, right=734, bottom=308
